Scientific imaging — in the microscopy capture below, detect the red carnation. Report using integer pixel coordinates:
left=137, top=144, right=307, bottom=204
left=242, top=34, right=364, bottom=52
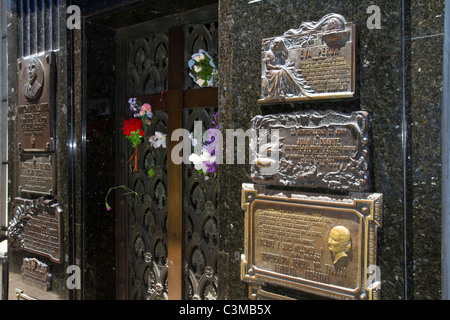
left=122, top=118, right=143, bottom=136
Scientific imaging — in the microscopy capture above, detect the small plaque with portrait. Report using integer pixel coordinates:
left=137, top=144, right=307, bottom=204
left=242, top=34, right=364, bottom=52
left=241, top=184, right=382, bottom=300
left=17, top=52, right=55, bottom=152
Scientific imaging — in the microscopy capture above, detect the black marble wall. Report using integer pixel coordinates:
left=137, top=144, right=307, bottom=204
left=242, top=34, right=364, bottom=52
left=217, top=0, right=444, bottom=300
left=81, top=22, right=117, bottom=300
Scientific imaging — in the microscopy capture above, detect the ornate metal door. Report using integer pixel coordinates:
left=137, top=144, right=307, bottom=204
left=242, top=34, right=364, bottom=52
left=183, top=107, right=219, bottom=300
left=117, top=7, right=218, bottom=300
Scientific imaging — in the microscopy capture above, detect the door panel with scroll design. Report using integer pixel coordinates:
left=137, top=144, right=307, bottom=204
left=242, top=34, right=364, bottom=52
left=182, top=20, right=219, bottom=300
left=127, top=111, right=169, bottom=300
left=183, top=108, right=219, bottom=300
left=125, top=30, right=170, bottom=300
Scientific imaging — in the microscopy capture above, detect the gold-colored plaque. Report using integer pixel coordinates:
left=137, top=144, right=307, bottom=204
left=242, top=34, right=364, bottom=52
left=259, top=13, right=355, bottom=104
left=241, top=184, right=382, bottom=300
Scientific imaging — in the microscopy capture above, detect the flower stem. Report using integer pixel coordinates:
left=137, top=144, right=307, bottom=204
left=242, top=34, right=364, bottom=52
left=105, top=185, right=138, bottom=212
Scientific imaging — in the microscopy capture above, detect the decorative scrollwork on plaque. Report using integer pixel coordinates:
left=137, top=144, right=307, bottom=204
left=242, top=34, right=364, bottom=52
left=241, top=184, right=383, bottom=300
left=8, top=196, right=62, bottom=263
left=251, top=110, right=370, bottom=192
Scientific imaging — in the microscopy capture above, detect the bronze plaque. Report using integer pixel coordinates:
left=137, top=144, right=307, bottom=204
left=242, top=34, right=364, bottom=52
left=17, top=53, right=55, bottom=152
left=251, top=110, right=370, bottom=191
left=22, top=258, right=52, bottom=291
left=18, top=154, right=55, bottom=196
left=241, top=184, right=382, bottom=300
left=259, top=13, right=355, bottom=104
left=8, top=197, right=63, bottom=264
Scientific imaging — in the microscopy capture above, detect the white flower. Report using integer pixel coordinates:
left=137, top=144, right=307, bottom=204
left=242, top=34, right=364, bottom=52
left=196, top=79, right=205, bottom=87
left=189, top=151, right=216, bottom=173
left=193, top=53, right=205, bottom=62
left=149, top=131, right=167, bottom=148
left=194, top=65, right=202, bottom=73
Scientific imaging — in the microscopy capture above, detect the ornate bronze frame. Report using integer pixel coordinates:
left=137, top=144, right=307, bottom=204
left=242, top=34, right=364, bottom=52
left=241, top=184, right=382, bottom=300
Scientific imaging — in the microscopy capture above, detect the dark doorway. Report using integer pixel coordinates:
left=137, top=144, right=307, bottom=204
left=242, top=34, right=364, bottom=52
left=82, top=1, right=218, bottom=300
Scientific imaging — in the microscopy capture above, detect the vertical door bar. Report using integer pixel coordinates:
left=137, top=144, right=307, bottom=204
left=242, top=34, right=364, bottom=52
left=167, top=27, right=184, bottom=300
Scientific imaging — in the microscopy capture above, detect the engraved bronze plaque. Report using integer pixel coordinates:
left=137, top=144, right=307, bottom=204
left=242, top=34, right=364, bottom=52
left=251, top=110, right=370, bottom=191
left=18, top=154, right=56, bottom=196
left=8, top=197, right=63, bottom=264
left=241, top=184, right=382, bottom=300
left=259, top=13, right=355, bottom=104
left=22, top=258, right=52, bottom=291
left=17, top=53, right=55, bottom=152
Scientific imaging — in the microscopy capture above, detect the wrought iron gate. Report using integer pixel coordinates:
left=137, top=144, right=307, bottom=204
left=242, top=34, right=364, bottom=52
left=119, top=7, right=218, bottom=300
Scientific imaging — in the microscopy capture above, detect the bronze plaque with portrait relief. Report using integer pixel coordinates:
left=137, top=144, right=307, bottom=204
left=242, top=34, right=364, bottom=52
left=241, top=184, right=382, bottom=300
left=259, top=13, right=355, bottom=104
left=17, top=52, right=55, bottom=152
left=251, top=110, right=370, bottom=192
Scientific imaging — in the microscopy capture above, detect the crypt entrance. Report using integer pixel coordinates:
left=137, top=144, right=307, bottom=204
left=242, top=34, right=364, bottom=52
left=82, top=2, right=219, bottom=300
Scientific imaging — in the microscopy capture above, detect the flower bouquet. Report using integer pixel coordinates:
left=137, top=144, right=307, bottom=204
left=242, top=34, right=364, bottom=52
left=188, top=49, right=218, bottom=88
left=123, top=98, right=154, bottom=171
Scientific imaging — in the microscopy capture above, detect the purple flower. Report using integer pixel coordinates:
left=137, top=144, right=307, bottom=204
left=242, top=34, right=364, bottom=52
left=211, top=112, right=218, bottom=124
left=128, top=97, right=138, bottom=112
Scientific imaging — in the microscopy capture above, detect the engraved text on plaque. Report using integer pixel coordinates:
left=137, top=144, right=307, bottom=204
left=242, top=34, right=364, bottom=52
left=18, top=154, right=55, bottom=195
left=22, top=258, right=52, bottom=291
left=259, top=13, right=355, bottom=103
left=17, top=53, right=55, bottom=151
left=241, top=184, right=382, bottom=300
left=251, top=110, right=370, bottom=191
left=8, top=197, right=63, bottom=263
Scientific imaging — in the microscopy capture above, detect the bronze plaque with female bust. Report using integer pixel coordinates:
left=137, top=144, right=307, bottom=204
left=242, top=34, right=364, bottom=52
left=241, top=184, right=382, bottom=300
left=259, top=13, right=355, bottom=104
